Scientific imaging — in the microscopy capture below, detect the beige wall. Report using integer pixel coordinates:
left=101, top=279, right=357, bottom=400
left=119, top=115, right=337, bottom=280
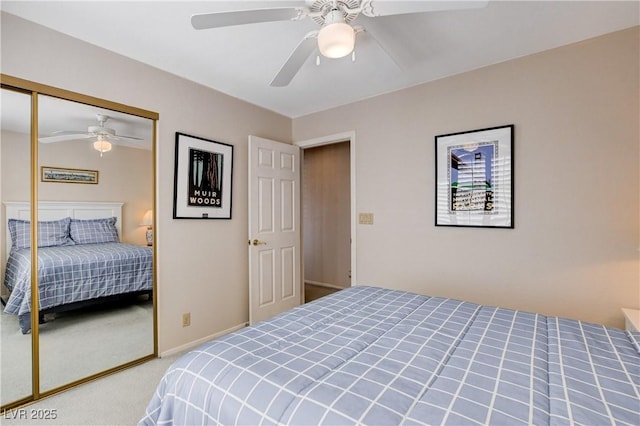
left=293, top=27, right=640, bottom=328
left=303, top=142, right=351, bottom=288
left=1, top=12, right=291, bottom=353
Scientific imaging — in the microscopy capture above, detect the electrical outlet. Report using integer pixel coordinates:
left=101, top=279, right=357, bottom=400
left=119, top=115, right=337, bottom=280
left=182, top=312, right=191, bottom=327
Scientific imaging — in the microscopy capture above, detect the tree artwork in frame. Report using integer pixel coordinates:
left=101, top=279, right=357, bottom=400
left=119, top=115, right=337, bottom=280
left=173, top=132, right=233, bottom=219
left=435, top=124, right=514, bottom=228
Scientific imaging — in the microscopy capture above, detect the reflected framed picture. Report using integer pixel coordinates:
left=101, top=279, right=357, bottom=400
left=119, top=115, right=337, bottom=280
left=41, top=166, right=98, bottom=184
left=435, top=124, right=514, bottom=228
left=173, top=132, right=233, bottom=219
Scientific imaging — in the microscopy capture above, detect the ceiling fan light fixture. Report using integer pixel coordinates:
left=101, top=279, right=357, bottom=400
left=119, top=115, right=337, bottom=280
left=317, top=10, right=355, bottom=59
left=93, top=135, right=112, bottom=155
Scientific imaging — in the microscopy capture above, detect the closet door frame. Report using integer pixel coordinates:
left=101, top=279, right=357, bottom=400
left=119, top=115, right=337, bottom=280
left=0, top=74, right=159, bottom=410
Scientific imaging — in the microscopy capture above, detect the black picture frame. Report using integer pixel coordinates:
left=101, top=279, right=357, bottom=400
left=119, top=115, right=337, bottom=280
left=435, top=124, right=514, bottom=228
left=173, top=132, right=233, bottom=219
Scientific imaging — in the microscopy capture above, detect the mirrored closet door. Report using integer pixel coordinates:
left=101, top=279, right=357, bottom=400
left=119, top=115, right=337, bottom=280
left=37, top=94, right=155, bottom=392
left=0, top=77, right=158, bottom=409
left=0, top=87, right=34, bottom=406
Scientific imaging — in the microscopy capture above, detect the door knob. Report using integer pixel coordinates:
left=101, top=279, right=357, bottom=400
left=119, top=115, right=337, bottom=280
left=251, top=239, right=267, bottom=246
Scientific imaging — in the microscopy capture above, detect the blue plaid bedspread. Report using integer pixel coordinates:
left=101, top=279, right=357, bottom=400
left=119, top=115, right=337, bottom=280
left=140, top=286, right=640, bottom=426
left=3, top=242, right=153, bottom=316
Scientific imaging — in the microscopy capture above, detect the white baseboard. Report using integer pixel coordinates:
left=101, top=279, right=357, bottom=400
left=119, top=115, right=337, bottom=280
left=159, top=322, right=248, bottom=358
left=304, top=280, right=347, bottom=290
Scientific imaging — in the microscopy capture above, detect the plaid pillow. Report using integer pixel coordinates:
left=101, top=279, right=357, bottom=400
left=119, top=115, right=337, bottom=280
left=70, top=217, right=119, bottom=244
left=8, top=217, right=73, bottom=250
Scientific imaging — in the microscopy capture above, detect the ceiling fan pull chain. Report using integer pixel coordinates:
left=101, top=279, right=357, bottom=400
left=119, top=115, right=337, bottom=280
left=352, top=50, right=356, bottom=62
left=316, top=55, right=321, bottom=66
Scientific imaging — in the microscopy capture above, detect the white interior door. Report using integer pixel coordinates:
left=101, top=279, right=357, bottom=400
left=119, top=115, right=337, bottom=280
left=248, top=135, right=301, bottom=324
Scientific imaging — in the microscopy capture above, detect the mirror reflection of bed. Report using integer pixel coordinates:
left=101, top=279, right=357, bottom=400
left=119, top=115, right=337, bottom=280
left=4, top=202, right=152, bottom=332
left=0, top=92, right=155, bottom=405
left=1, top=204, right=154, bottom=398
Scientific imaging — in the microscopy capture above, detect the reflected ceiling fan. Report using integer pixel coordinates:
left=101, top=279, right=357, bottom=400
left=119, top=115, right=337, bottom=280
left=39, top=113, right=143, bottom=156
left=192, top=0, right=489, bottom=86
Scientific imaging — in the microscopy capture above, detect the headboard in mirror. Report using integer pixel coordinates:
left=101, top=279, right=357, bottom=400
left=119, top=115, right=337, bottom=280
left=4, top=201, right=124, bottom=255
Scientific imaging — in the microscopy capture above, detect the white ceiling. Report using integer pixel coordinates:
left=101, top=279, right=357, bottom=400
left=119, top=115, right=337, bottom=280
left=1, top=1, right=638, bottom=118
left=1, top=88, right=154, bottom=149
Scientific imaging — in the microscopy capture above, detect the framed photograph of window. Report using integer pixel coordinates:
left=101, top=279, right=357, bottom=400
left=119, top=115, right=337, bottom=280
left=173, top=132, right=233, bottom=219
left=435, top=124, right=514, bottom=228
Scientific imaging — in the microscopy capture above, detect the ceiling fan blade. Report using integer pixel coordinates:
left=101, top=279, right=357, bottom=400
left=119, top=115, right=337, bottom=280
left=191, top=7, right=305, bottom=30
left=39, top=133, right=91, bottom=143
left=51, top=129, right=88, bottom=135
left=110, top=134, right=143, bottom=141
left=361, top=0, right=489, bottom=17
left=270, top=32, right=318, bottom=87
left=106, top=138, right=147, bottom=150
left=358, top=17, right=416, bottom=70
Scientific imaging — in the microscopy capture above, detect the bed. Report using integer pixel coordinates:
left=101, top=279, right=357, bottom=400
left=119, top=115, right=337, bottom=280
left=2, top=201, right=153, bottom=334
left=140, top=286, right=640, bottom=425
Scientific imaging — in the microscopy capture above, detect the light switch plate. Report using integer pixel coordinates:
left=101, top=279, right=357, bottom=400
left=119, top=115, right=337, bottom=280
left=359, top=212, right=374, bottom=225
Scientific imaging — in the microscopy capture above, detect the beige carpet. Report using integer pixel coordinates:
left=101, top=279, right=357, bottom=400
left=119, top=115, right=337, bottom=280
left=1, top=350, right=182, bottom=426
left=1, top=298, right=153, bottom=407
left=304, top=283, right=341, bottom=303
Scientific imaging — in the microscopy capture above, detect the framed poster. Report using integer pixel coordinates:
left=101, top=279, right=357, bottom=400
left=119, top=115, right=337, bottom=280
left=41, top=166, right=99, bottom=184
left=173, top=132, right=233, bottom=219
left=435, top=124, right=514, bottom=228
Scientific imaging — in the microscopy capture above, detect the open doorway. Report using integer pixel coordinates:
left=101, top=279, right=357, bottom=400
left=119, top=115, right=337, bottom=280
left=299, top=136, right=354, bottom=303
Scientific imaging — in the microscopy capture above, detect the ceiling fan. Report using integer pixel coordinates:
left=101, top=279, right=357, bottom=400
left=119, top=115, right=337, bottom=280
left=191, top=0, right=489, bottom=87
left=39, top=113, right=143, bottom=155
